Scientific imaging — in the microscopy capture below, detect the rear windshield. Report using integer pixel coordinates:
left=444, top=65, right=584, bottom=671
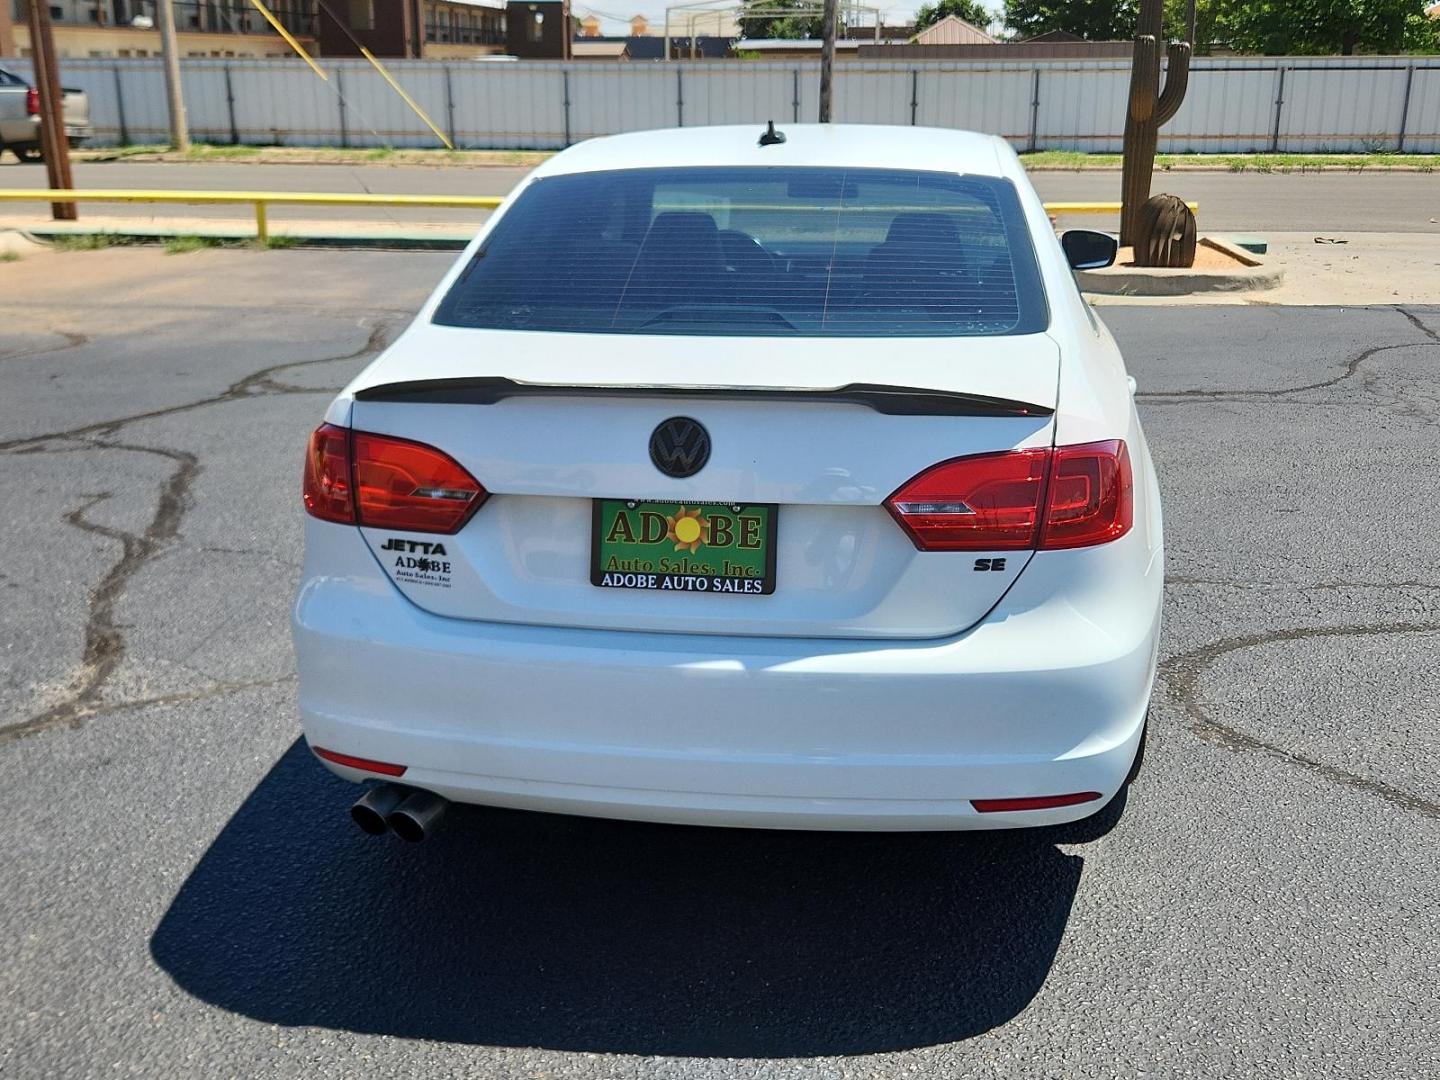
left=433, top=166, right=1048, bottom=338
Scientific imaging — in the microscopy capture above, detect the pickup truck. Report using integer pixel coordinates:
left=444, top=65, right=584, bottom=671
left=0, top=66, right=92, bottom=162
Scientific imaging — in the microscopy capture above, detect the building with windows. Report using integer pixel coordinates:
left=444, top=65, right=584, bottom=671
left=420, top=0, right=504, bottom=57
left=5, top=0, right=505, bottom=59
left=8, top=0, right=315, bottom=57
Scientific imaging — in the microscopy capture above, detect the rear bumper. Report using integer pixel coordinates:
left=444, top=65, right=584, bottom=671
left=294, top=518, right=1162, bottom=831
left=7, top=117, right=91, bottom=144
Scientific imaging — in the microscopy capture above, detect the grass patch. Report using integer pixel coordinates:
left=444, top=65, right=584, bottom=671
left=1021, top=149, right=1110, bottom=169
left=82, top=142, right=169, bottom=160
left=164, top=234, right=224, bottom=254
left=259, top=235, right=300, bottom=249
left=184, top=143, right=263, bottom=160
left=0, top=250, right=20, bottom=262
left=50, top=233, right=120, bottom=251
left=75, top=144, right=555, bottom=168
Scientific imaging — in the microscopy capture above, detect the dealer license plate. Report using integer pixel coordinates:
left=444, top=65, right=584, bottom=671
left=591, top=500, right=777, bottom=595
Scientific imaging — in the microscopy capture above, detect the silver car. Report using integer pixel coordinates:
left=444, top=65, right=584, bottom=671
left=0, top=66, right=91, bottom=163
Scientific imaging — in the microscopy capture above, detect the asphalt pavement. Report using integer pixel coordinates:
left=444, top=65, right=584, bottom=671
left=0, top=158, right=1437, bottom=232
left=1, top=247, right=1437, bottom=1078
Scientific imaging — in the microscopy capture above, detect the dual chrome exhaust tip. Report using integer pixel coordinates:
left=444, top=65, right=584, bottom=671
left=350, top=783, right=449, bottom=842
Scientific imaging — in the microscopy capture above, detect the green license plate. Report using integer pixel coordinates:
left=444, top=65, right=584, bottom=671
left=591, top=500, right=777, bottom=596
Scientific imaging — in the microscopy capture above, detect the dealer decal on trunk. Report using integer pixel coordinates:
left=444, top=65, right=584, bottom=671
left=381, top=537, right=453, bottom=589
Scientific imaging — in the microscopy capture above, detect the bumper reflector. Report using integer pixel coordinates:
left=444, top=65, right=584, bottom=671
left=312, top=745, right=408, bottom=777
left=971, top=791, right=1102, bottom=813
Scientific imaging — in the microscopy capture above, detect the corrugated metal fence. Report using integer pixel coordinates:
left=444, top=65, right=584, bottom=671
left=4, top=54, right=1438, bottom=153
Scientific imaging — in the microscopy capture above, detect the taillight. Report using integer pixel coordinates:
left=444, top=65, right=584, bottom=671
left=302, top=423, right=354, bottom=524
left=25, top=87, right=39, bottom=116
left=886, top=440, right=1132, bottom=552
left=885, top=449, right=1049, bottom=551
left=1040, top=440, right=1132, bottom=549
left=353, top=430, right=486, bottom=533
left=303, top=425, right=487, bottom=534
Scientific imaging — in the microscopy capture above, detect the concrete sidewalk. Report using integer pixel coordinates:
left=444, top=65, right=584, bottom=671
left=2, top=215, right=1436, bottom=307
left=1087, top=232, right=1440, bottom=306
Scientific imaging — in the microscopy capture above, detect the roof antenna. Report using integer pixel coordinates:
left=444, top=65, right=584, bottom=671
left=758, top=120, right=786, bottom=147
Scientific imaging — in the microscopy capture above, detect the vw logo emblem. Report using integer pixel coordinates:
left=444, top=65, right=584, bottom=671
left=649, top=417, right=710, bottom=478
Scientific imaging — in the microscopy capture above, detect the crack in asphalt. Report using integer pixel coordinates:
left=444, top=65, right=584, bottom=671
left=1138, top=341, right=1424, bottom=402
left=0, top=676, right=298, bottom=749
left=1160, top=623, right=1440, bottom=821
left=1136, top=305, right=1439, bottom=405
left=0, top=441, right=198, bottom=743
left=0, top=322, right=391, bottom=453
left=197, top=544, right=302, bottom=569
left=1146, top=307, right=1440, bottom=816
left=1397, top=306, right=1440, bottom=342
left=0, top=320, right=395, bottom=744
left=0, top=329, right=89, bottom=363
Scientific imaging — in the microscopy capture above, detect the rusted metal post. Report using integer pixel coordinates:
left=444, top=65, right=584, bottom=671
left=25, top=0, right=76, bottom=220
left=1120, top=0, right=1192, bottom=249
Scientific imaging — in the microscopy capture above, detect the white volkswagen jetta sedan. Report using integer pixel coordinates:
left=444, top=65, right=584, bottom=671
left=293, top=124, right=1162, bottom=841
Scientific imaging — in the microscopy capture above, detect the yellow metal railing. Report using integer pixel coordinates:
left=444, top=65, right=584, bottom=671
left=0, top=190, right=506, bottom=243
left=0, top=190, right=1195, bottom=244
left=1046, top=201, right=1199, bottom=216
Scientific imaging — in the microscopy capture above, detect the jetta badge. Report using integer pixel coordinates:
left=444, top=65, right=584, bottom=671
left=649, top=416, right=710, bottom=478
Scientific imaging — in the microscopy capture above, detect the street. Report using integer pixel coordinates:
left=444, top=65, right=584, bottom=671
left=1, top=247, right=1438, bottom=1078
left=0, top=159, right=1437, bottom=232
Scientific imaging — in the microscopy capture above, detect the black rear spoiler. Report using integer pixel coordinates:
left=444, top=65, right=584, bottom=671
left=353, top=377, right=1052, bottom=418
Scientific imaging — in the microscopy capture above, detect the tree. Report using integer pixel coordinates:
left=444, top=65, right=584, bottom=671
left=1003, top=0, right=1138, bottom=40
left=914, top=0, right=994, bottom=33
left=739, top=0, right=825, bottom=38
left=1215, top=0, right=1439, bottom=55
left=1003, top=0, right=1438, bottom=59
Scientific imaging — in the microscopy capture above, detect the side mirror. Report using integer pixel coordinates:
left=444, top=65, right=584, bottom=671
left=1061, top=230, right=1118, bottom=271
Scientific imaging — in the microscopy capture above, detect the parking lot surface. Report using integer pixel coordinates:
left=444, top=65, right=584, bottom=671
left=1, top=248, right=1437, bottom=1079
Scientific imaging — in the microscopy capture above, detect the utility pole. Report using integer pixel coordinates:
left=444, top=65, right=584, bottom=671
left=25, top=0, right=75, bottom=219
left=0, top=0, right=15, bottom=60
left=818, top=0, right=838, bottom=121
left=157, top=0, right=190, bottom=151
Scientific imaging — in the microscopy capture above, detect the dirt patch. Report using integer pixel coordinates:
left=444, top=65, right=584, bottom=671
left=1113, top=242, right=1252, bottom=270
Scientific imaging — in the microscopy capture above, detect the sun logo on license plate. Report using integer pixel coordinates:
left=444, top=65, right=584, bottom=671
left=665, top=506, right=711, bottom=553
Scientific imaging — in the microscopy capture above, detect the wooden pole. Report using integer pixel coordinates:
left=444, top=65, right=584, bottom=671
left=157, top=0, right=191, bottom=151
left=818, top=0, right=838, bottom=121
left=25, top=0, right=76, bottom=220
left=0, top=0, right=16, bottom=60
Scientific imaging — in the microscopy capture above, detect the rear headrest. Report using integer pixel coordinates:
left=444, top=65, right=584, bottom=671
left=646, top=211, right=721, bottom=241
left=884, top=212, right=961, bottom=246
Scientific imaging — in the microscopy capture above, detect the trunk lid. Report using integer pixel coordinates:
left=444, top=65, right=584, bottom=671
left=344, top=325, right=1058, bottom=639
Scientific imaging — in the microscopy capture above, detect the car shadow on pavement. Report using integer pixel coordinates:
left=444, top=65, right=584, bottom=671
left=151, top=740, right=1084, bottom=1057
